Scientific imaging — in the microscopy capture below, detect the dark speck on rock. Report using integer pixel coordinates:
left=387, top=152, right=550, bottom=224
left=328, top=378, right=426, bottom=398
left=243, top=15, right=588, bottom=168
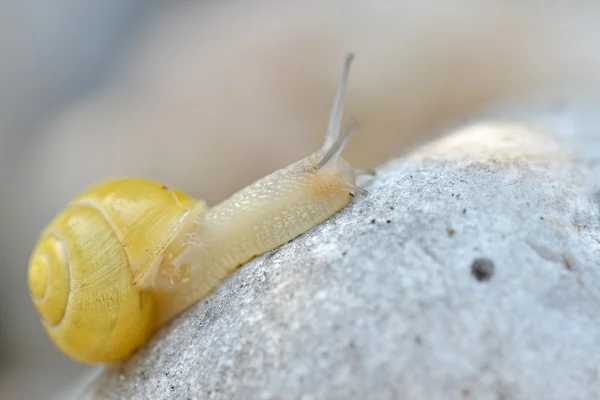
left=471, top=258, right=495, bottom=282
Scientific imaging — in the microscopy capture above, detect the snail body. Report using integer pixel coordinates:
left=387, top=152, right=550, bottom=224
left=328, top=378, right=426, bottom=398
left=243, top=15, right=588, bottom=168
left=28, top=54, right=366, bottom=364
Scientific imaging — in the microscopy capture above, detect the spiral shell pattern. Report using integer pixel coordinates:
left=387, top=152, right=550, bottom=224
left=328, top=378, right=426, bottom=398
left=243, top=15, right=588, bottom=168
left=28, top=178, right=206, bottom=363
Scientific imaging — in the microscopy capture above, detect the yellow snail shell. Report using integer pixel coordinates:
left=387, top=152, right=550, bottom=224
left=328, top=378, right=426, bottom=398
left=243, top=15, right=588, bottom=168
left=28, top=178, right=206, bottom=363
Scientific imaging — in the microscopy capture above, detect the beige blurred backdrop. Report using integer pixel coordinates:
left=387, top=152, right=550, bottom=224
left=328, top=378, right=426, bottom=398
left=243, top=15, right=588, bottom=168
left=2, top=1, right=600, bottom=398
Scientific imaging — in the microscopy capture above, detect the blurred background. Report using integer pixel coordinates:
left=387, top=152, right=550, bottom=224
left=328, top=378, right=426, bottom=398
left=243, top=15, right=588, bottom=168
left=2, top=1, right=600, bottom=398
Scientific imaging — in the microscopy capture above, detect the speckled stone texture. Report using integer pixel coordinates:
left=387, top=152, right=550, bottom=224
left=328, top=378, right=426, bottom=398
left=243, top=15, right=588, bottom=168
left=62, top=100, right=600, bottom=400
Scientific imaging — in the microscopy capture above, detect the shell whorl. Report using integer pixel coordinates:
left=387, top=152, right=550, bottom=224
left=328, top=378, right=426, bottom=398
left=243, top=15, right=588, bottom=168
left=28, top=233, right=71, bottom=327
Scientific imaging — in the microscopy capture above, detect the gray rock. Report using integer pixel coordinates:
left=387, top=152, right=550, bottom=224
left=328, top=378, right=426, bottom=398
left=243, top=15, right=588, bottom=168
left=62, top=101, right=600, bottom=400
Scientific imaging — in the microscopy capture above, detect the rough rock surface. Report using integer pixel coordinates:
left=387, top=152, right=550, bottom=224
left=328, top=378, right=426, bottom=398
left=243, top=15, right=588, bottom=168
left=62, top=101, right=600, bottom=400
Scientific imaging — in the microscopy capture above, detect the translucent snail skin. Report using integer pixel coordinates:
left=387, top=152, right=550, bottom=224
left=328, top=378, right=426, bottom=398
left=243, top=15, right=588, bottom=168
left=27, top=54, right=367, bottom=364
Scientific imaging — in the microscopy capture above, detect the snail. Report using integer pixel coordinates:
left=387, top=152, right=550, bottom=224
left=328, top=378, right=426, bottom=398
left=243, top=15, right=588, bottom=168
left=27, top=53, right=367, bottom=364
